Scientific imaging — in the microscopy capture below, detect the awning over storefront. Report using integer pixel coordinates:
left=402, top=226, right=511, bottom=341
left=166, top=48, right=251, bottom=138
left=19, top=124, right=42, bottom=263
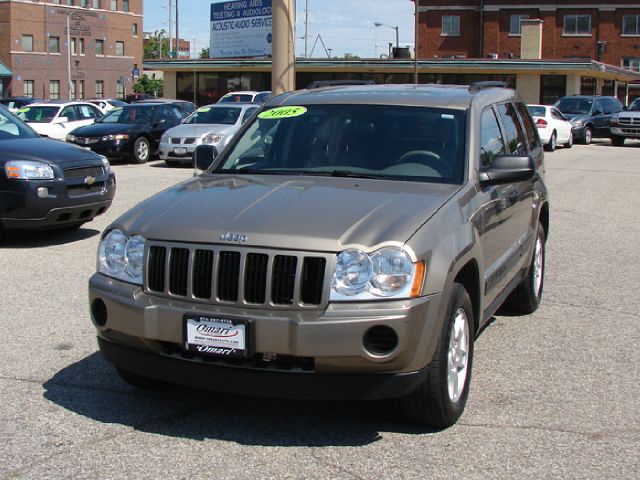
left=0, top=61, right=12, bottom=77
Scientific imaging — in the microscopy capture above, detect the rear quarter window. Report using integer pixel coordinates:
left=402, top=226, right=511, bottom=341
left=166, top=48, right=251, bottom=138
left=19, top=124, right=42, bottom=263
left=516, top=102, right=540, bottom=152
left=496, top=103, right=526, bottom=155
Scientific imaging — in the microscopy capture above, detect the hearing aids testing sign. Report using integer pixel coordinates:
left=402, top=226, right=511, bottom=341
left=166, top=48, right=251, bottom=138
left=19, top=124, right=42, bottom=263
left=210, top=0, right=272, bottom=58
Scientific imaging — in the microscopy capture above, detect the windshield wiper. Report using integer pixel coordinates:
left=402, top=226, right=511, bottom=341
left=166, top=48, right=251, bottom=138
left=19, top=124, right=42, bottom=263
left=300, top=170, right=390, bottom=180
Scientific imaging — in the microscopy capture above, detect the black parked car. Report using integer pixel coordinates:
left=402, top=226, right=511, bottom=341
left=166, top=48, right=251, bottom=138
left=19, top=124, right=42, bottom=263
left=66, top=102, right=188, bottom=163
left=0, top=104, right=115, bottom=231
left=0, top=97, right=42, bottom=113
left=554, top=95, right=623, bottom=144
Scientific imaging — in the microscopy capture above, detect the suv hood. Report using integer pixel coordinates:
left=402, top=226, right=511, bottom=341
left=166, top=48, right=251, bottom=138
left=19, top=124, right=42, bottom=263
left=0, top=137, right=101, bottom=166
left=114, top=175, right=459, bottom=252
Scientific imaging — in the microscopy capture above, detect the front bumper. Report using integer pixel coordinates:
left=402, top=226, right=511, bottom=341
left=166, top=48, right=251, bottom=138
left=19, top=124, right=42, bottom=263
left=159, top=141, right=198, bottom=162
left=70, top=139, right=134, bottom=160
left=611, top=126, right=640, bottom=137
left=0, top=173, right=115, bottom=229
left=89, top=273, right=445, bottom=400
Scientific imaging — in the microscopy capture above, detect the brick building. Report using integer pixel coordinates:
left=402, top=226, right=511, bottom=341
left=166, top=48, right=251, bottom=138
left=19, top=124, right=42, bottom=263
left=0, top=0, right=143, bottom=100
left=416, top=1, right=640, bottom=70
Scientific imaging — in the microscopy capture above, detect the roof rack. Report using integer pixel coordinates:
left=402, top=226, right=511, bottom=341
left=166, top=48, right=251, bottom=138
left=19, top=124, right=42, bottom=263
left=468, top=81, right=507, bottom=94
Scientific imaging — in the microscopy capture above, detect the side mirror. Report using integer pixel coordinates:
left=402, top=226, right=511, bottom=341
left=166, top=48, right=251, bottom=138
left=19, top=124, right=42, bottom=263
left=193, top=144, right=219, bottom=173
left=53, top=116, right=69, bottom=124
left=479, top=155, right=535, bottom=186
left=154, top=118, right=167, bottom=127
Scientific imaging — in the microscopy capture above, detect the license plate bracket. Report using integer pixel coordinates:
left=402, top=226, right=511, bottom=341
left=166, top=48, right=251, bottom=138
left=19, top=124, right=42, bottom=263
left=183, top=313, right=252, bottom=358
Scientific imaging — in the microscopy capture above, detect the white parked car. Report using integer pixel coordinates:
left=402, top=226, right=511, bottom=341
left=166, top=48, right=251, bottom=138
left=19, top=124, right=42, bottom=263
left=217, top=90, right=272, bottom=104
left=15, top=101, right=103, bottom=140
left=159, top=103, right=260, bottom=166
left=527, top=104, right=573, bottom=151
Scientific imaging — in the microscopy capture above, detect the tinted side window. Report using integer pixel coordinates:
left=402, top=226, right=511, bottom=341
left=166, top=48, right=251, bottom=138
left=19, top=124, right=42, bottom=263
left=604, top=98, right=623, bottom=114
left=516, top=102, right=540, bottom=151
left=480, top=108, right=506, bottom=168
left=496, top=103, right=526, bottom=155
left=60, top=105, right=77, bottom=121
left=593, top=99, right=604, bottom=114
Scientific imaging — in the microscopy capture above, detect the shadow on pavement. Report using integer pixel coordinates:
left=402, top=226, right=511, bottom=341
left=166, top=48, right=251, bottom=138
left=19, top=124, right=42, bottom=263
left=0, top=226, right=99, bottom=248
left=43, top=352, right=438, bottom=446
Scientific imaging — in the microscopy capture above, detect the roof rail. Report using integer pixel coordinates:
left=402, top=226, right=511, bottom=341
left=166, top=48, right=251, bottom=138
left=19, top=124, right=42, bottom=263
left=468, top=81, right=507, bottom=94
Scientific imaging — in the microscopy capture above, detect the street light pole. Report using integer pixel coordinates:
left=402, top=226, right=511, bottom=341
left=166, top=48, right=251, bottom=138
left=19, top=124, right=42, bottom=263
left=374, top=22, right=399, bottom=56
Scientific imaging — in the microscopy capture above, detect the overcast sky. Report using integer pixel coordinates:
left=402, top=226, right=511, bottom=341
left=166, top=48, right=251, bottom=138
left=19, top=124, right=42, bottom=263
left=143, top=0, right=416, bottom=58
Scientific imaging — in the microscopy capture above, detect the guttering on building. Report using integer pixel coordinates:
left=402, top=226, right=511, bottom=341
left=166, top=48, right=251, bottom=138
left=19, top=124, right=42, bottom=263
left=0, top=0, right=143, bottom=100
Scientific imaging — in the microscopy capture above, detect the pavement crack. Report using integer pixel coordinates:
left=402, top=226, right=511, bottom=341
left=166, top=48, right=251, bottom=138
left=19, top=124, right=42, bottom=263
left=459, top=421, right=640, bottom=440
left=544, top=299, right=640, bottom=319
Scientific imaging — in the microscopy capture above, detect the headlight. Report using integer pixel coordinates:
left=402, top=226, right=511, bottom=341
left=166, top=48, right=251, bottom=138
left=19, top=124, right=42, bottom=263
left=98, top=229, right=146, bottom=285
left=160, top=134, right=169, bottom=143
left=571, top=120, right=583, bottom=127
left=610, top=117, right=619, bottom=126
left=5, top=160, right=54, bottom=180
left=202, top=132, right=223, bottom=144
left=99, top=155, right=111, bottom=173
left=101, top=134, right=129, bottom=142
left=66, top=134, right=76, bottom=142
left=331, top=247, right=423, bottom=300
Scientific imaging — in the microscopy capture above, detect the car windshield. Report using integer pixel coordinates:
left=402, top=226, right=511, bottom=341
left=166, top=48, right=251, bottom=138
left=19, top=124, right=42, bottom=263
left=628, top=101, right=640, bottom=112
left=15, top=106, right=59, bottom=123
left=99, top=105, right=153, bottom=124
left=220, top=94, right=254, bottom=103
left=527, top=106, right=546, bottom=117
left=213, top=104, right=466, bottom=184
left=184, top=106, right=241, bottom=125
left=0, top=108, right=40, bottom=139
left=555, top=98, right=592, bottom=115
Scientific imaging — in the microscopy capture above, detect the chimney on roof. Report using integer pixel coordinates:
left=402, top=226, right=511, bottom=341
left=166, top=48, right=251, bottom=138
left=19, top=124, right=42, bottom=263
left=520, top=19, right=543, bottom=60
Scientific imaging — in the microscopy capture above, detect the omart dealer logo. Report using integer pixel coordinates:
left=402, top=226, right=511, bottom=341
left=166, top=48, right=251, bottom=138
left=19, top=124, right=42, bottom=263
left=196, top=324, right=238, bottom=338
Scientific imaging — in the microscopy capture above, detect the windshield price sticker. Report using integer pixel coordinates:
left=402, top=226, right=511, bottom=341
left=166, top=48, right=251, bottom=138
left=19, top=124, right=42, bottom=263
left=17, top=108, right=30, bottom=113
left=184, top=314, right=250, bottom=358
left=197, top=107, right=212, bottom=113
left=258, top=106, right=307, bottom=120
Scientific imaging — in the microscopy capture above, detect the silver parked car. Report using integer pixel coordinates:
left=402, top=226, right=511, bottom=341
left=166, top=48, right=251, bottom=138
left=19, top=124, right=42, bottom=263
left=159, top=104, right=259, bottom=166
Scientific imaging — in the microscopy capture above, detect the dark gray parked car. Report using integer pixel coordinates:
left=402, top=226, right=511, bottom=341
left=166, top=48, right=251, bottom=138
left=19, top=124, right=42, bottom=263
left=89, top=82, right=549, bottom=428
left=554, top=95, right=623, bottom=144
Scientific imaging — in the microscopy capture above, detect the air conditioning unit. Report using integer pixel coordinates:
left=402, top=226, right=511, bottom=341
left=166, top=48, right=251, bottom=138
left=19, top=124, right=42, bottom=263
left=487, top=53, right=499, bottom=59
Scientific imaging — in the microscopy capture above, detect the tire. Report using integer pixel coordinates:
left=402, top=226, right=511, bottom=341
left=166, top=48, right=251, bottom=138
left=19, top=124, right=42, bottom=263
left=401, top=283, right=475, bottom=428
left=583, top=126, right=593, bottom=145
left=564, top=131, right=573, bottom=149
left=544, top=132, right=557, bottom=152
left=116, top=367, right=166, bottom=389
left=502, top=222, right=546, bottom=315
left=132, top=137, right=151, bottom=164
left=611, top=135, right=625, bottom=147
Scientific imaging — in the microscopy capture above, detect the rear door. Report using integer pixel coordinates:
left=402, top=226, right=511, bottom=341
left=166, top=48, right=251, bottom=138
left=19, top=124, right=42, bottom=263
left=591, top=98, right=609, bottom=136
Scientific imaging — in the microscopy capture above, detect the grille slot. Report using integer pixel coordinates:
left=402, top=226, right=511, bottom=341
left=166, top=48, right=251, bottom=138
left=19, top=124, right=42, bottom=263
left=148, top=246, right=167, bottom=292
left=301, top=257, right=326, bottom=305
left=192, top=250, right=214, bottom=299
left=272, top=255, right=298, bottom=305
left=63, top=166, right=103, bottom=179
left=145, top=243, right=330, bottom=308
left=217, top=251, right=241, bottom=302
left=244, top=253, right=268, bottom=304
left=169, top=248, right=190, bottom=296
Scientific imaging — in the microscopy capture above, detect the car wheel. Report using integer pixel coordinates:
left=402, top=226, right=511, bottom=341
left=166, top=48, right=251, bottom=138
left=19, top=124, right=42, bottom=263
left=401, top=283, right=475, bottom=428
left=544, top=131, right=557, bottom=152
left=611, top=135, right=625, bottom=147
left=116, top=367, right=166, bottom=389
left=583, top=126, right=593, bottom=145
left=564, top=131, right=573, bottom=149
left=501, top=222, right=546, bottom=315
left=133, top=137, right=151, bottom=164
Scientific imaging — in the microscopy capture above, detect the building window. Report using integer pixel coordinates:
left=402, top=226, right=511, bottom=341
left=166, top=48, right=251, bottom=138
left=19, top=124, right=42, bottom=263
left=95, top=39, right=104, bottom=55
left=132, top=23, right=138, bottom=36
left=79, top=38, right=85, bottom=55
left=623, top=57, right=640, bottom=72
left=49, top=36, right=60, bottom=53
left=110, top=0, right=117, bottom=11
left=122, top=0, right=129, bottom=12
left=78, top=80, right=85, bottom=99
left=509, top=14, right=529, bottom=35
left=93, top=0, right=100, bottom=7
left=51, top=0, right=61, bottom=4
left=117, top=81, right=125, bottom=98
left=22, top=35, right=34, bottom=52
left=70, top=80, right=76, bottom=100
left=50, top=80, right=60, bottom=100
left=442, top=15, right=460, bottom=36
left=623, top=15, right=640, bottom=35
left=563, top=15, right=591, bottom=35
left=71, top=38, right=77, bottom=55
left=80, top=0, right=89, bottom=7
left=23, top=80, right=34, bottom=98
left=96, top=80, right=104, bottom=98
left=116, top=41, right=125, bottom=56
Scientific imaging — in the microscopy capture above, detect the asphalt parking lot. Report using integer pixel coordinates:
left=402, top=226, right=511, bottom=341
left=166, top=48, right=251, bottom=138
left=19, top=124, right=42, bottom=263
left=1, top=143, right=639, bottom=479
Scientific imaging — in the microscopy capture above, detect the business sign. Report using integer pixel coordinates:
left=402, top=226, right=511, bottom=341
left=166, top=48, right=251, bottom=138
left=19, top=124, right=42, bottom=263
left=210, top=0, right=272, bottom=58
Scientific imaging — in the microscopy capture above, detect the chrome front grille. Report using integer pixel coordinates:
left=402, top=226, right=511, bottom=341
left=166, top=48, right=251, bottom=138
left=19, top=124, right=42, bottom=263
left=63, top=166, right=104, bottom=179
left=618, top=116, right=640, bottom=126
left=145, top=242, right=332, bottom=309
left=169, top=137, right=197, bottom=144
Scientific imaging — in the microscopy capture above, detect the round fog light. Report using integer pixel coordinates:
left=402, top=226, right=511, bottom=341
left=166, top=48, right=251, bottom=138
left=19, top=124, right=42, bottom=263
left=91, top=298, right=108, bottom=327
left=363, top=325, right=398, bottom=356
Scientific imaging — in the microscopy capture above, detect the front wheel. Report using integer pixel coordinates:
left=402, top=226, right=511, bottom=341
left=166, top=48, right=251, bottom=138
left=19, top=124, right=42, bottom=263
left=544, top=132, right=557, bottom=152
left=564, top=130, right=573, bottom=149
left=583, top=126, right=593, bottom=145
left=401, top=283, right=475, bottom=428
left=132, top=137, right=151, bottom=164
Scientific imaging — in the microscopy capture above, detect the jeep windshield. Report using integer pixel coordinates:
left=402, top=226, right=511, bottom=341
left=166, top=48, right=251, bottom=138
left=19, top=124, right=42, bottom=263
left=213, top=104, right=466, bottom=184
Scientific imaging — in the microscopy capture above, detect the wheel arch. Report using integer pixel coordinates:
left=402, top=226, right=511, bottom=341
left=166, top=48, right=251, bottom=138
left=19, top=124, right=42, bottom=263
left=452, top=259, right=481, bottom=335
left=539, top=202, right=550, bottom=240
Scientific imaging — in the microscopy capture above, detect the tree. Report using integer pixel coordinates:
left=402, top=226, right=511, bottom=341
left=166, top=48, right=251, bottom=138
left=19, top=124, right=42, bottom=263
left=199, top=47, right=210, bottom=59
left=133, top=74, right=163, bottom=97
left=144, top=29, right=169, bottom=59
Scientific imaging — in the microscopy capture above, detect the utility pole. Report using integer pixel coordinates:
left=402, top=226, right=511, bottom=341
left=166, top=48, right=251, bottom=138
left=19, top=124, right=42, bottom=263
left=176, top=0, right=180, bottom=58
left=66, top=14, right=72, bottom=100
left=414, top=0, right=419, bottom=84
left=272, top=0, right=296, bottom=95
left=304, top=0, right=309, bottom=58
left=168, top=0, right=173, bottom=57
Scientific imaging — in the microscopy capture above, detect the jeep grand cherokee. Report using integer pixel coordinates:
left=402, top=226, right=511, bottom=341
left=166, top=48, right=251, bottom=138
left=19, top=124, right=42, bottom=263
left=89, top=83, right=549, bottom=427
